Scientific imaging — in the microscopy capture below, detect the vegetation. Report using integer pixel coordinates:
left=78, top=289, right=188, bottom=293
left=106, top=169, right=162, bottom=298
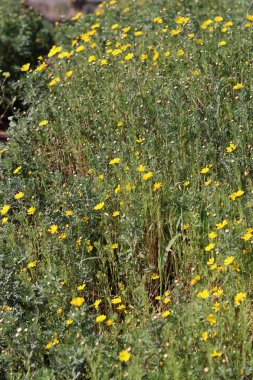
left=0, top=0, right=53, bottom=123
left=0, top=0, right=253, bottom=378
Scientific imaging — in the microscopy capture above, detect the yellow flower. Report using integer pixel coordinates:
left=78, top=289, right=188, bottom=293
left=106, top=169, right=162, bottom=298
left=71, top=11, right=83, bottom=21
left=177, top=49, right=184, bottom=56
left=45, top=338, right=59, bottom=350
left=77, top=284, right=86, bottom=291
left=27, top=207, right=36, bottom=215
left=164, top=51, right=171, bottom=57
left=204, top=243, right=216, bottom=252
left=2, top=217, right=8, bottom=225
left=226, top=143, right=237, bottom=152
left=117, top=304, right=126, bottom=310
left=175, top=16, right=189, bottom=24
left=233, top=83, right=243, bottom=90
left=151, top=273, right=159, bottom=280
left=1, top=205, right=10, bottom=216
left=111, top=297, right=122, bottom=304
left=241, top=232, right=252, bottom=241
left=112, top=211, right=120, bottom=217
left=142, top=172, right=153, bottom=181
left=134, top=31, right=143, bottom=36
left=224, top=256, right=235, bottom=266
left=201, top=331, right=208, bottom=341
left=234, top=292, right=246, bottom=306
left=204, top=179, right=212, bottom=186
left=48, top=225, right=58, bottom=234
left=112, top=243, right=118, bottom=249
left=39, top=120, right=48, bottom=127
left=212, top=302, right=220, bottom=312
left=34, top=62, right=48, bottom=72
left=214, top=16, right=223, bottom=22
left=27, top=261, right=37, bottom=268
left=65, top=70, right=73, bottom=78
left=213, top=288, right=223, bottom=297
left=161, top=310, right=171, bottom=318
left=153, top=182, right=162, bottom=192
left=49, top=77, right=60, bottom=86
left=48, top=45, right=62, bottom=57
left=109, top=157, right=121, bottom=165
left=246, top=15, right=253, bottom=22
left=111, top=23, right=119, bottom=30
left=21, top=63, right=30, bottom=72
left=100, top=59, right=108, bottom=65
left=125, top=53, right=134, bottom=60
left=88, top=55, right=97, bottom=63
left=170, top=28, right=182, bottom=36
left=118, top=350, right=131, bottom=362
left=13, top=166, right=22, bottom=174
left=76, top=46, right=85, bottom=53
left=153, top=17, right=163, bottom=24
left=70, top=297, right=85, bottom=307
left=197, top=289, right=210, bottom=299
left=201, top=19, right=213, bottom=30
left=93, top=202, right=105, bottom=210
left=219, top=40, right=227, bottom=46
left=216, top=219, right=228, bottom=229
left=207, top=313, right=216, bottom=326
left=66, top=319, right=74, bottom=325
left=93, top=299, right=102, bottom=309
left=106, top=319, right=113, bottom=326
left=229, top=189, right=244, bottom=201
left=211, top=350, right=222, bottom=357
left=153, top=51, right=159, bottom=61
left=140, top=54, right=148, bottom=61
left=96, top=314, right=107, bottom=323
left=207, top=257, right=215, bottom=265
left=208, top=231, right=217, bottom=239
left=65, top=210, right=73, bottom=216
left=14, top=192, right=24, bottom=200
left=201, top=166, right=209, bottom=174
left=224, top=21, right=233, bottom=27
left=190, top=275, right=201, bottom=286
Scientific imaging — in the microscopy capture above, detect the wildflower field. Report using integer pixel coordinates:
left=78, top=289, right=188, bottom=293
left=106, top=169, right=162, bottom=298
left=0, top=0, right=253, bottom=378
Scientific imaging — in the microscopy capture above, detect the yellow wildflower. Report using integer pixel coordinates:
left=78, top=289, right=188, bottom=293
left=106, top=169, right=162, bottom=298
left=27, top=207, right=36, bottom=215
left=1, top=205, right=10, bottom=216
left=14, top=192, right=24, bottom=200
left=48, top=225, right=58, bottom=234
left=111, top=297, right=122, bottom=304
left=96, top=314, right=106, bottom=323
left=70, top=297, right=85, bottom=307
left=234, top=292, right=246, bottom=306
left=142, top=172, right=153, bottom=181
left=205, top=243, right=216, bottom=252
left=197, top=289, right=210, bottom=299
left=21, top=63, right=30, bottom=72
left=118, top=350, right=131, bottom=362
left=93, top=202, right=105, bottom=210
left=229, top=189, right=244, bottom=201
left=224, top=256, right=235, bottom=266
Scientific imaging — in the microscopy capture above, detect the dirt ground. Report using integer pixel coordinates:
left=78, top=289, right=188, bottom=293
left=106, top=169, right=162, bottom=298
left=26, top=0, right=99, bottom=21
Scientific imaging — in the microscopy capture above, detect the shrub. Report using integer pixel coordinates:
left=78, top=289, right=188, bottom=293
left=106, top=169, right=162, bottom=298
left=0, top=0, right=54, bottom=123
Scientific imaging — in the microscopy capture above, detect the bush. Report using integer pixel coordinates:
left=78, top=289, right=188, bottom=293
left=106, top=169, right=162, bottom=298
left=0, top=0, right=54, bottom=123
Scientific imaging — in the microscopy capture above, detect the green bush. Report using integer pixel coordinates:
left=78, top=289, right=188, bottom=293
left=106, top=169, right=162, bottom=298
left=0, top=0, right=54, bottom=122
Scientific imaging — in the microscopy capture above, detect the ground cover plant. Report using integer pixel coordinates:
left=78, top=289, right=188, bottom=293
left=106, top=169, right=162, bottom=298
left=0, top=0, right=253, bottom=378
